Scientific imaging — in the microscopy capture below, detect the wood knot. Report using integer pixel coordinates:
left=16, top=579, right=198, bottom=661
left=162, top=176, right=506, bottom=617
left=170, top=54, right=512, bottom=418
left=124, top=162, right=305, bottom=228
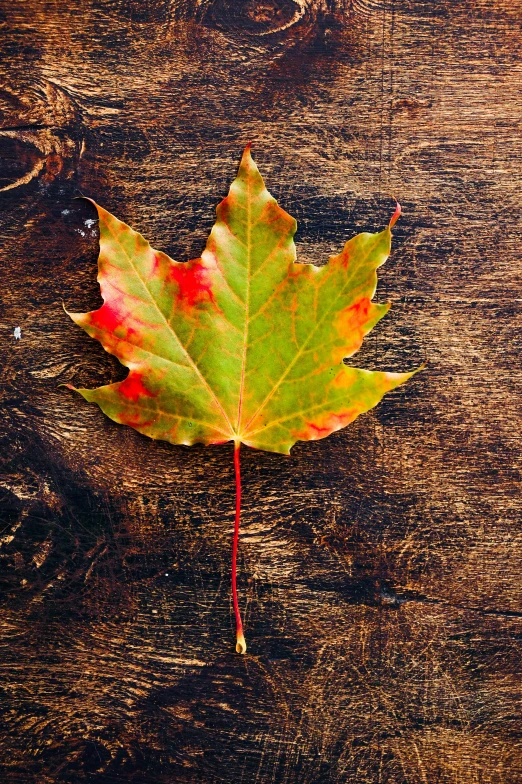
left=0, top=79, right=83, bottom=193
left=201, top=0, right=309, bottom=37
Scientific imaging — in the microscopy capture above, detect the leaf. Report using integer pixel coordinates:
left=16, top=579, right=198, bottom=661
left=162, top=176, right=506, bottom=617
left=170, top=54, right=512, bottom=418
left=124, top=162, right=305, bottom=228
left=67, top=146, right=415, bottom=454
left=65, top=145, right=419, bottom=653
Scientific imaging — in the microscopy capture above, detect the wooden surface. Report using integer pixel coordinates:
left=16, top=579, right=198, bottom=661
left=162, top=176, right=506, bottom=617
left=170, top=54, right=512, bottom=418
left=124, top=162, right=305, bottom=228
left=1, top=1, right=521, bottom=782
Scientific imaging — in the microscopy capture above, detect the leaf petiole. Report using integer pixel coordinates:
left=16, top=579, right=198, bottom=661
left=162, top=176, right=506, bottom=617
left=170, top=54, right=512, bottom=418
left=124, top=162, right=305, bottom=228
left=232, top=442, right=246, bottom=654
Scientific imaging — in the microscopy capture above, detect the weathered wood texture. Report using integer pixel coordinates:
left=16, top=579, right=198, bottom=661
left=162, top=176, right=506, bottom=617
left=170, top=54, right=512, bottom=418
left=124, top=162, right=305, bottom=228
left=1, top=1, right=521, bottom=782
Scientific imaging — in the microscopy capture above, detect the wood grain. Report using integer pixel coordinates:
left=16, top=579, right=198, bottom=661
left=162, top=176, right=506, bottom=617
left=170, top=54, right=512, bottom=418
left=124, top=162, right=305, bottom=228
left=0, top=1, right=521, bottom=781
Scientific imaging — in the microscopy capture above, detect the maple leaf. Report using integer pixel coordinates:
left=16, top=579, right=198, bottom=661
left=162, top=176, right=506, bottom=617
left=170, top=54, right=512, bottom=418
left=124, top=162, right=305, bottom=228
left=65, top=145, right=418, bottom=653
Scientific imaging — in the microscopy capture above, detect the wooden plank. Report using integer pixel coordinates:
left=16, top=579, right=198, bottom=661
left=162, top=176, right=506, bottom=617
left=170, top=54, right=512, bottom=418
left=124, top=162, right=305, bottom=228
left=0, top=1, right=520, bottom=781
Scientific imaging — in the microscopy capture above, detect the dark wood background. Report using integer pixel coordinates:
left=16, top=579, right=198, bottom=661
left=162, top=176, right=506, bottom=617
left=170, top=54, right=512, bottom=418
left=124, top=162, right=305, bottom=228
left=1, top=1, right=521, bottom=782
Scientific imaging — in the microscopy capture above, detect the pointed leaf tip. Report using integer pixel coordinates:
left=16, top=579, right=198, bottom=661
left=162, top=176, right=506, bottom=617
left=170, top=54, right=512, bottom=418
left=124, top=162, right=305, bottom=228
left=389, top=202, right=401, bottom=229
left=241, top=142, right=253, bottom=164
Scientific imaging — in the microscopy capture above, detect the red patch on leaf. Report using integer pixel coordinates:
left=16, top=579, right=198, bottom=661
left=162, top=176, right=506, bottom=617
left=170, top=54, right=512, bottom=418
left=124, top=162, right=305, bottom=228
left=117, top=413, right=154, bottom=428
left=218, top=196, right=232, bottom=225
left=343, top=297, right=371, bottom=325
left=169, top=259, right=215, bottom=308
left=335, top=297, right=373, bottom=358
left=89, top=303, right=122, bottom=333
left=118, top=374, right=154, bottom=403
left=293, top=409, right=361, bottom=441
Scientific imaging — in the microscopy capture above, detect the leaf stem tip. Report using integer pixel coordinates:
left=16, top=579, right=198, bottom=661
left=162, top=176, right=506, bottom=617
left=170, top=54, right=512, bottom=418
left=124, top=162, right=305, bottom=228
left=236, top=630, right=247, bottom=655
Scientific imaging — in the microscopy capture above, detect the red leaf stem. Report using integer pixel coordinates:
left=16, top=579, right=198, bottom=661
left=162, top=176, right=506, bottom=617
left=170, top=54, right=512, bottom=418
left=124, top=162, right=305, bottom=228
left=233, top=442, right=246, bottom=654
